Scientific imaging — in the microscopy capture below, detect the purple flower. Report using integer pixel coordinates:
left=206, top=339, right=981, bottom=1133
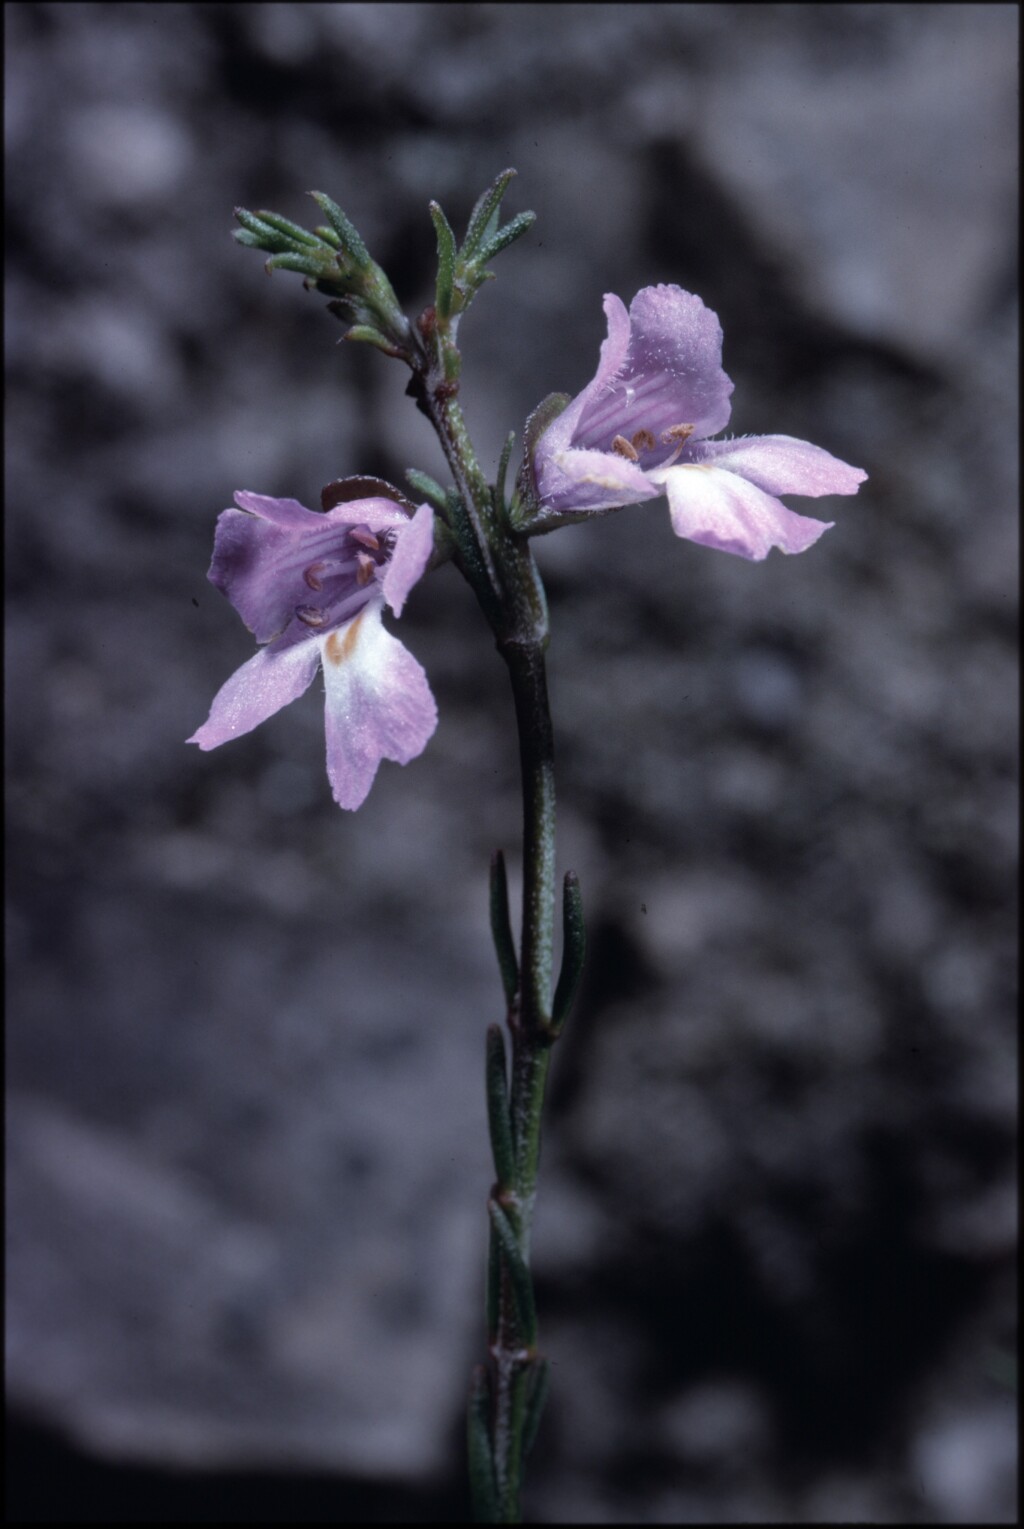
left=531, top=285, right=866, bottom=560
left=188, top=490, right=437, bottom=809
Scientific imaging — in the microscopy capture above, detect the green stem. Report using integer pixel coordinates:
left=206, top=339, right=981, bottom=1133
left=481, top=630, right=557, bottom=1524
left=503, top=641, right=556, bottom=1035
left=408, top=318, right=505, bottom=619
left=407, top=310, right=562, bottom=1525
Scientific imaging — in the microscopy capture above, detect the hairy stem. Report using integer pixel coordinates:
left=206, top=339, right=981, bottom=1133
left=482, top=631, right=557, bottom=1523
left=408, top=311, right=561, bottom=1524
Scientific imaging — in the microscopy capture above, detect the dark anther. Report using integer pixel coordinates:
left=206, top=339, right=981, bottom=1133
left=611, top=434, right=640, bottom=462
left=295, top=604, right=326, bottom=627
left=349, top=528, right=381, bottom=552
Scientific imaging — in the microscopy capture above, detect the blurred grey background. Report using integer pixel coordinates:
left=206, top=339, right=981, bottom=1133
left=5, top=3, right=1018, bottom=1522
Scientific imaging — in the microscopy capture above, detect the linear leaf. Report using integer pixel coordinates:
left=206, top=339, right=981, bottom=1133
left=486, top=1024, right=516, bottom=1188
left=308, top=191, right=370, bottom=268
left=463, top=168, right=518, bottom=257
left=551, top=870, right=586, bottom=1035
left=467, top=1366, right=500, bottom=1523
left=429, top=200, right=458, bottom=321
left=488, top=1200, right=536, bottom=1345
left=489, top=849, right=519, bottom=1006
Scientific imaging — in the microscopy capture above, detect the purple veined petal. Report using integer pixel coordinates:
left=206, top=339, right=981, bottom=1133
left=187, top=634, right=321, bottom=750
left=657, top=463, right=834, bottom=562
left=381, top=503, right=434, bottom=616
left=320, top=603, right=438, bottom=810
left=233, top=490, right=325, bottom=529
left=574, top=285, right=735, bottom=450
left=538, top=293, right=634, bottom=460
left=534, top=444, right=658, bottom=518
left=208, top=507, right=358, bottom=643
left=687, top=434, right=868, bottom=498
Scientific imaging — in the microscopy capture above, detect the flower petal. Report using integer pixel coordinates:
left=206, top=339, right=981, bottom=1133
left=233, top=490, right=325, bottom=529
left=320, top=604, right=438, bottom=810
left=324, top=497, right=410, bottom=530
left=381, top=502, right=434, bottom=616
left=658, top=464, right=833, bottom=561
left=575, top=285, right=735, bottom=448
left=538, top=293, right=633, bottom=459
left=688, top=434, right=867, bottom=497
left=187, top=636, right=321, bottom=749
left=209, top=507, right=356, bottom=643
left=535, top=445, right=657, bottom=518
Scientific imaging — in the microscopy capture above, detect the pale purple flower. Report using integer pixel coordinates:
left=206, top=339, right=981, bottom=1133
left=188, top=491, right=437, bottom=809
left=531, top=285, right=866, bottom=560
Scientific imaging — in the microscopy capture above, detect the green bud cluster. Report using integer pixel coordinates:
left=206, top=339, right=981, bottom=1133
left=233, top=193, right=411, bottom=356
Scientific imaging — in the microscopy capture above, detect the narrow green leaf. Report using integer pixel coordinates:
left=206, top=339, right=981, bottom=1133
left=233, top=227, right=272, bottom=250
left=488, top=1200, right=536, bottom=1345
left=463, top=168, right=518, bottom=257
left=314, top=224, right=343, bottom=249
left=308, top=191, right=370, bottom=268
left=232, top=210, right=297, bottom=254
left=489, top=849, right=519, bottom=1006
left=522, top=1358, right=551, bottom=1457
left=264, top=251, right=331, bottom=279
left=264, top=250, right=333, bottom=278
left=405, top=469, right=450, bottom=512
left=494, top=432, right=516, bottom=516
left=361, top=262, right=410, bottom=338
left=442, top=487, right=492, bottom=597
left=232, top=211, right=270, bottom=236
left=467, top=1366, right=500, bottom=1524
left=486, top=1025, right=516, bottom=1188
left=343, top=324, right=405, bottom=357
left=252, top=209, right=321, bottom=247
left=429, top=200, right=458, bottom=322
left=475, top=209, right=536, bottom=265
left=550, top=870, right=586, bottom=1035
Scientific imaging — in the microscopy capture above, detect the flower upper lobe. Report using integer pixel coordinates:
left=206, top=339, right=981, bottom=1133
left=188, top=491, right=437, bottom=809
